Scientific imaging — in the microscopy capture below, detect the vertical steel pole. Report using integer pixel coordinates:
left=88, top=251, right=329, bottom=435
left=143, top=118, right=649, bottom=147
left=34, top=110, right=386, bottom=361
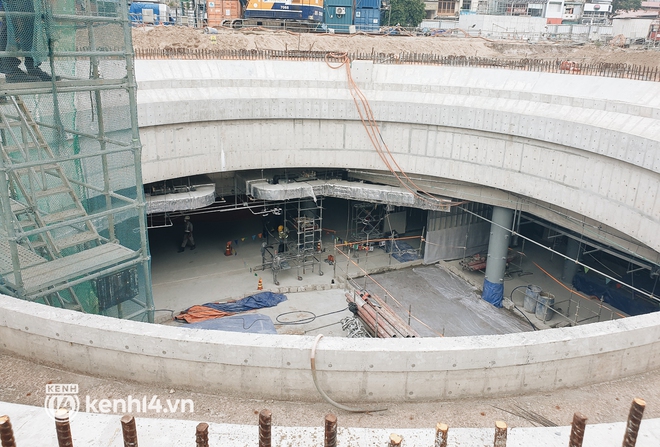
left=388, top=433, right=403, bottom=447
left=324, top=414, right=337, bottom=447
left=622, top=398, right=646, bottom=447
left=55, top=409, right=74, bottom=447
left=120, top=0, right=154, bottom=322
left=0, top=415, right=17, bottom=447
left=259, top=409, right=271, bottom=447
left=569, top=412, right=587, bottom=447
left=494, top=420, right=507, bottom=447
left=483, top=206, right=514, bottom=305
left=434, top=422, right=448, bottom=447
left=87, top=19, right=115, bottom=242
left=195, top=422, right=209, bottom=447
left=0, top=167, right=23, bottom=294
left=120, top=415, right=138, bottom=447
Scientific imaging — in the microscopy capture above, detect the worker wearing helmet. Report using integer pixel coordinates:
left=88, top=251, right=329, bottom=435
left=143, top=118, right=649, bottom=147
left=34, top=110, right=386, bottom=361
left=277, top=224, right=289, bottom=253
left=178, top=215, right=195, bottom=252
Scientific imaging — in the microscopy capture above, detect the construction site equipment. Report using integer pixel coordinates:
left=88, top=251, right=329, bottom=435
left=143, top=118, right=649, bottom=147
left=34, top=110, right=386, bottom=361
left=345, top=290, right=420, bottom=338
left=0, top=0, right=153, bottom=320
left=255, top=198, right=324, bottom=285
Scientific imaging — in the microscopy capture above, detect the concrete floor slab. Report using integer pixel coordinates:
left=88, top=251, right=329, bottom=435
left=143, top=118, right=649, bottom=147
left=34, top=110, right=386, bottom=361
left=3, top=402, right=660, bottom=447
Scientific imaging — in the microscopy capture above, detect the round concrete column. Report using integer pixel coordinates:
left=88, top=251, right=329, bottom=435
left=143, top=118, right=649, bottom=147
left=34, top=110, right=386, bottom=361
left=483, top=206, right=514, bottom=307
left=561, top=237, right=582, bottom=284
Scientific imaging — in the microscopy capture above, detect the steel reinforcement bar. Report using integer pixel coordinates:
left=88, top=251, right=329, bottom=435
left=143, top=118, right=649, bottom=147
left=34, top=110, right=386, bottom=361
left=133, top=48, right=660, bottom=82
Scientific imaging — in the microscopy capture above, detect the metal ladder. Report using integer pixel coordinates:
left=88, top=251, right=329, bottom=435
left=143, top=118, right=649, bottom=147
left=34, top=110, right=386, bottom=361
left=0, top=95, right=104, bottom=310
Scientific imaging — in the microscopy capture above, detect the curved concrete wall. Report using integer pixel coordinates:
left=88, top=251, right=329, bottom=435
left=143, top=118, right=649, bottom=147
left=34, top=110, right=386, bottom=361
left=2, top=295, right=660, bottom=401
left=136, top=60, right=660, bottom=259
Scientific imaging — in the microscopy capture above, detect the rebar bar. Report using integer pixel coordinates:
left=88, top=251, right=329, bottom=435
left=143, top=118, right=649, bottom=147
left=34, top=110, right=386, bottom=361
left=196, top=422, right=209, bottom=447
left=0, top=415, right=16, bottom=447
left=55, top=408, right=74, bottom=447
left=494, top=420, right=507, bottom=447
left=569, top=412, right=587, bottom=447
left=324, top=414, right=337, bottom=447
left=622, top=398, right=646, bottom=447
left=259, top=409, right=272, bottom=447
left=435, top=422, right=448, bottom=447
left=388, top=433, right=403, bottom=446
left=120, top=415, right=138, bottom=447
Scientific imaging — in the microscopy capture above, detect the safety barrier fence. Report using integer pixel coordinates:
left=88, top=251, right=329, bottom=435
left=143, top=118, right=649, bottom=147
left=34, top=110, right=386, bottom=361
left=133, top=48, right=660, bottom=82
left=0, top=398, right=647, bottom=447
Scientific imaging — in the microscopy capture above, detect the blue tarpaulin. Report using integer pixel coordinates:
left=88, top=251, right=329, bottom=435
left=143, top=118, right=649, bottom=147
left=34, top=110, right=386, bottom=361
left=201, top=291, right=287, bottom=313
left=182, top=314, right=277, bottom=334
left=572, top=272, right=657, bottom=316
left=482, top=279, right=504, bottom=307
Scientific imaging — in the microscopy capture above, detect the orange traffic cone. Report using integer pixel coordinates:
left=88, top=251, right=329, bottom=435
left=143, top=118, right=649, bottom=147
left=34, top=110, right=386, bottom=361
left=224, top=242, right=232, bottom=256
left=257, top=278, right=263, bottom=290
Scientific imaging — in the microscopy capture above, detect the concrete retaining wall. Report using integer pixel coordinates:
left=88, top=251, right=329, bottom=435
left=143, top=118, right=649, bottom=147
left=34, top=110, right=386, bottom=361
left=136, top=60, right=660, bottom=259
left=2, top=295, right=660, bottom=401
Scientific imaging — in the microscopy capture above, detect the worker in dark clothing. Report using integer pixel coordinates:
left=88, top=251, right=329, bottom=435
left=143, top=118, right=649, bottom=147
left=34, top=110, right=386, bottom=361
left=0, top=0, right=57, bottom=82
left=178, top=215, right=195, bottom=252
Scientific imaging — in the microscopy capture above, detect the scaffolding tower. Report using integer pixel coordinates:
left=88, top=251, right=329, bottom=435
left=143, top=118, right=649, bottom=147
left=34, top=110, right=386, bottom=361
left=258, top=198, right=324, bottom=285
left=0, top=0, right=153, bottom=321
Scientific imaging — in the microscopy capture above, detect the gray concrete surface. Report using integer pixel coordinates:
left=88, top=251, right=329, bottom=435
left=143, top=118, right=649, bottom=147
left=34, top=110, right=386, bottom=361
left=3, top=401, right=660, bottom=447
left=135, top=60, right=660, bottom=263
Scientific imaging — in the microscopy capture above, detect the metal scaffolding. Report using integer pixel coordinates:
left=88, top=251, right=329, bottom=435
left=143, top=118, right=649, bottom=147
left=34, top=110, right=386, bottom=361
left=0, top=0, right=153, bottom=321
left=257, top=198, right=324, bottom=285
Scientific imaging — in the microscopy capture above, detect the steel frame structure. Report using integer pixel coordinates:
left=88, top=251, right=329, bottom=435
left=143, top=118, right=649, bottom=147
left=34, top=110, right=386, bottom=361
left=0, top=0, right=153, bottom=321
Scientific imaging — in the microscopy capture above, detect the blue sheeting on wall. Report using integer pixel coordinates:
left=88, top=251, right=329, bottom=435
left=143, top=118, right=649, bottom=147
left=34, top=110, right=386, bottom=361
left=483, top=279, right=504, bottom=307
left=201, top=291, right=287, bottom=313
left=572, top=272, right=658, bottom=316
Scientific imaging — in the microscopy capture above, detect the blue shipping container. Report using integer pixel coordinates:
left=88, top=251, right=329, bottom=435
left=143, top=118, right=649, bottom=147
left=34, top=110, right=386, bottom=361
left=355, top=7, right=380, bottom=32
left=325, top=0, right=353, bottom=6
left=356, top=0, right=381, bottom=9
left=325, top=4, right=353, bottom=33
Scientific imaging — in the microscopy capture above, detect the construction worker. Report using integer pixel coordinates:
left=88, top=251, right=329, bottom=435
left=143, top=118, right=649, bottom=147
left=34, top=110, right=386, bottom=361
left=277, top=224, right=288, bottom=253
left=178, top=215, right=195, bottom=252
left=0, top=0, right=59, bottom=82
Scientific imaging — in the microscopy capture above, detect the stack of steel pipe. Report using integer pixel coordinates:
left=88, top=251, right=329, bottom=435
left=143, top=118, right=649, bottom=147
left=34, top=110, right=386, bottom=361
left=345, top=291, right=420, bottom=338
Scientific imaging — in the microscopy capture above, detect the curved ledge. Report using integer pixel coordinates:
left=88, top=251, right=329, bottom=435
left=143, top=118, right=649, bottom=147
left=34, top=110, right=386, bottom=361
left=2, top=295, right=660, bottom=401
left=135, top=60, right=660, bottom=258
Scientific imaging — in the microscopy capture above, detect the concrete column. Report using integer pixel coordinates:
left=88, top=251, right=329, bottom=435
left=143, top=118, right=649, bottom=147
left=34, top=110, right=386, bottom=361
left=483, top=206, right=514, bottom=307
left=562, top=237, right=582, bottom=284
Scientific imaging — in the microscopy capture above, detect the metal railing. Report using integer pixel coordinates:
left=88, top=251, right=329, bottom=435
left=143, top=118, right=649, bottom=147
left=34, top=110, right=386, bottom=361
left=133, top=48, right=660, bottom=82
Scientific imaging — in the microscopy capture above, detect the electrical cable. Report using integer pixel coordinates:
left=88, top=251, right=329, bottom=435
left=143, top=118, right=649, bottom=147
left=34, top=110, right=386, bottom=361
left=509, top=285, right=538, bottom=331
left=276, top=307, right=348, bottom=325
left=324, top=53, right=460, bottom=210
left=310, top=334, right=388, bottom=413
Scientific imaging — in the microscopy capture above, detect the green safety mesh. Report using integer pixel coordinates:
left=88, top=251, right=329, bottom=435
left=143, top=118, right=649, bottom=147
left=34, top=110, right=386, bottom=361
left=0, top=0, right=152, bottom=321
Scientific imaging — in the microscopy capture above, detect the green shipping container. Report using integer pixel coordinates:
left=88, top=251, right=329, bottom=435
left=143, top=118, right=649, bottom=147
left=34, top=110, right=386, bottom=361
left=324, top=4, right=353, bottom=33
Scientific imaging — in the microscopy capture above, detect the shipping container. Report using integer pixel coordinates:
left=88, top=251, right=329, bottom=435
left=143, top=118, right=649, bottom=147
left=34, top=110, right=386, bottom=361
left=324, top=4, right=353, bottom=33
left=356, top=0, right=380, bottom=9
left=324, top=0, right=353, bottom=7
left=207, top=0, right=242, bottom=26
left=355, top=7, right=379, bottom=32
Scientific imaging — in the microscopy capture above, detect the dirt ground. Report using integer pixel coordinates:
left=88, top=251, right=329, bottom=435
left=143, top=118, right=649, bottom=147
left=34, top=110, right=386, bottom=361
left=1, top=349, right=660, bottom=430
left=131, top=26, right=660, bottom=68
